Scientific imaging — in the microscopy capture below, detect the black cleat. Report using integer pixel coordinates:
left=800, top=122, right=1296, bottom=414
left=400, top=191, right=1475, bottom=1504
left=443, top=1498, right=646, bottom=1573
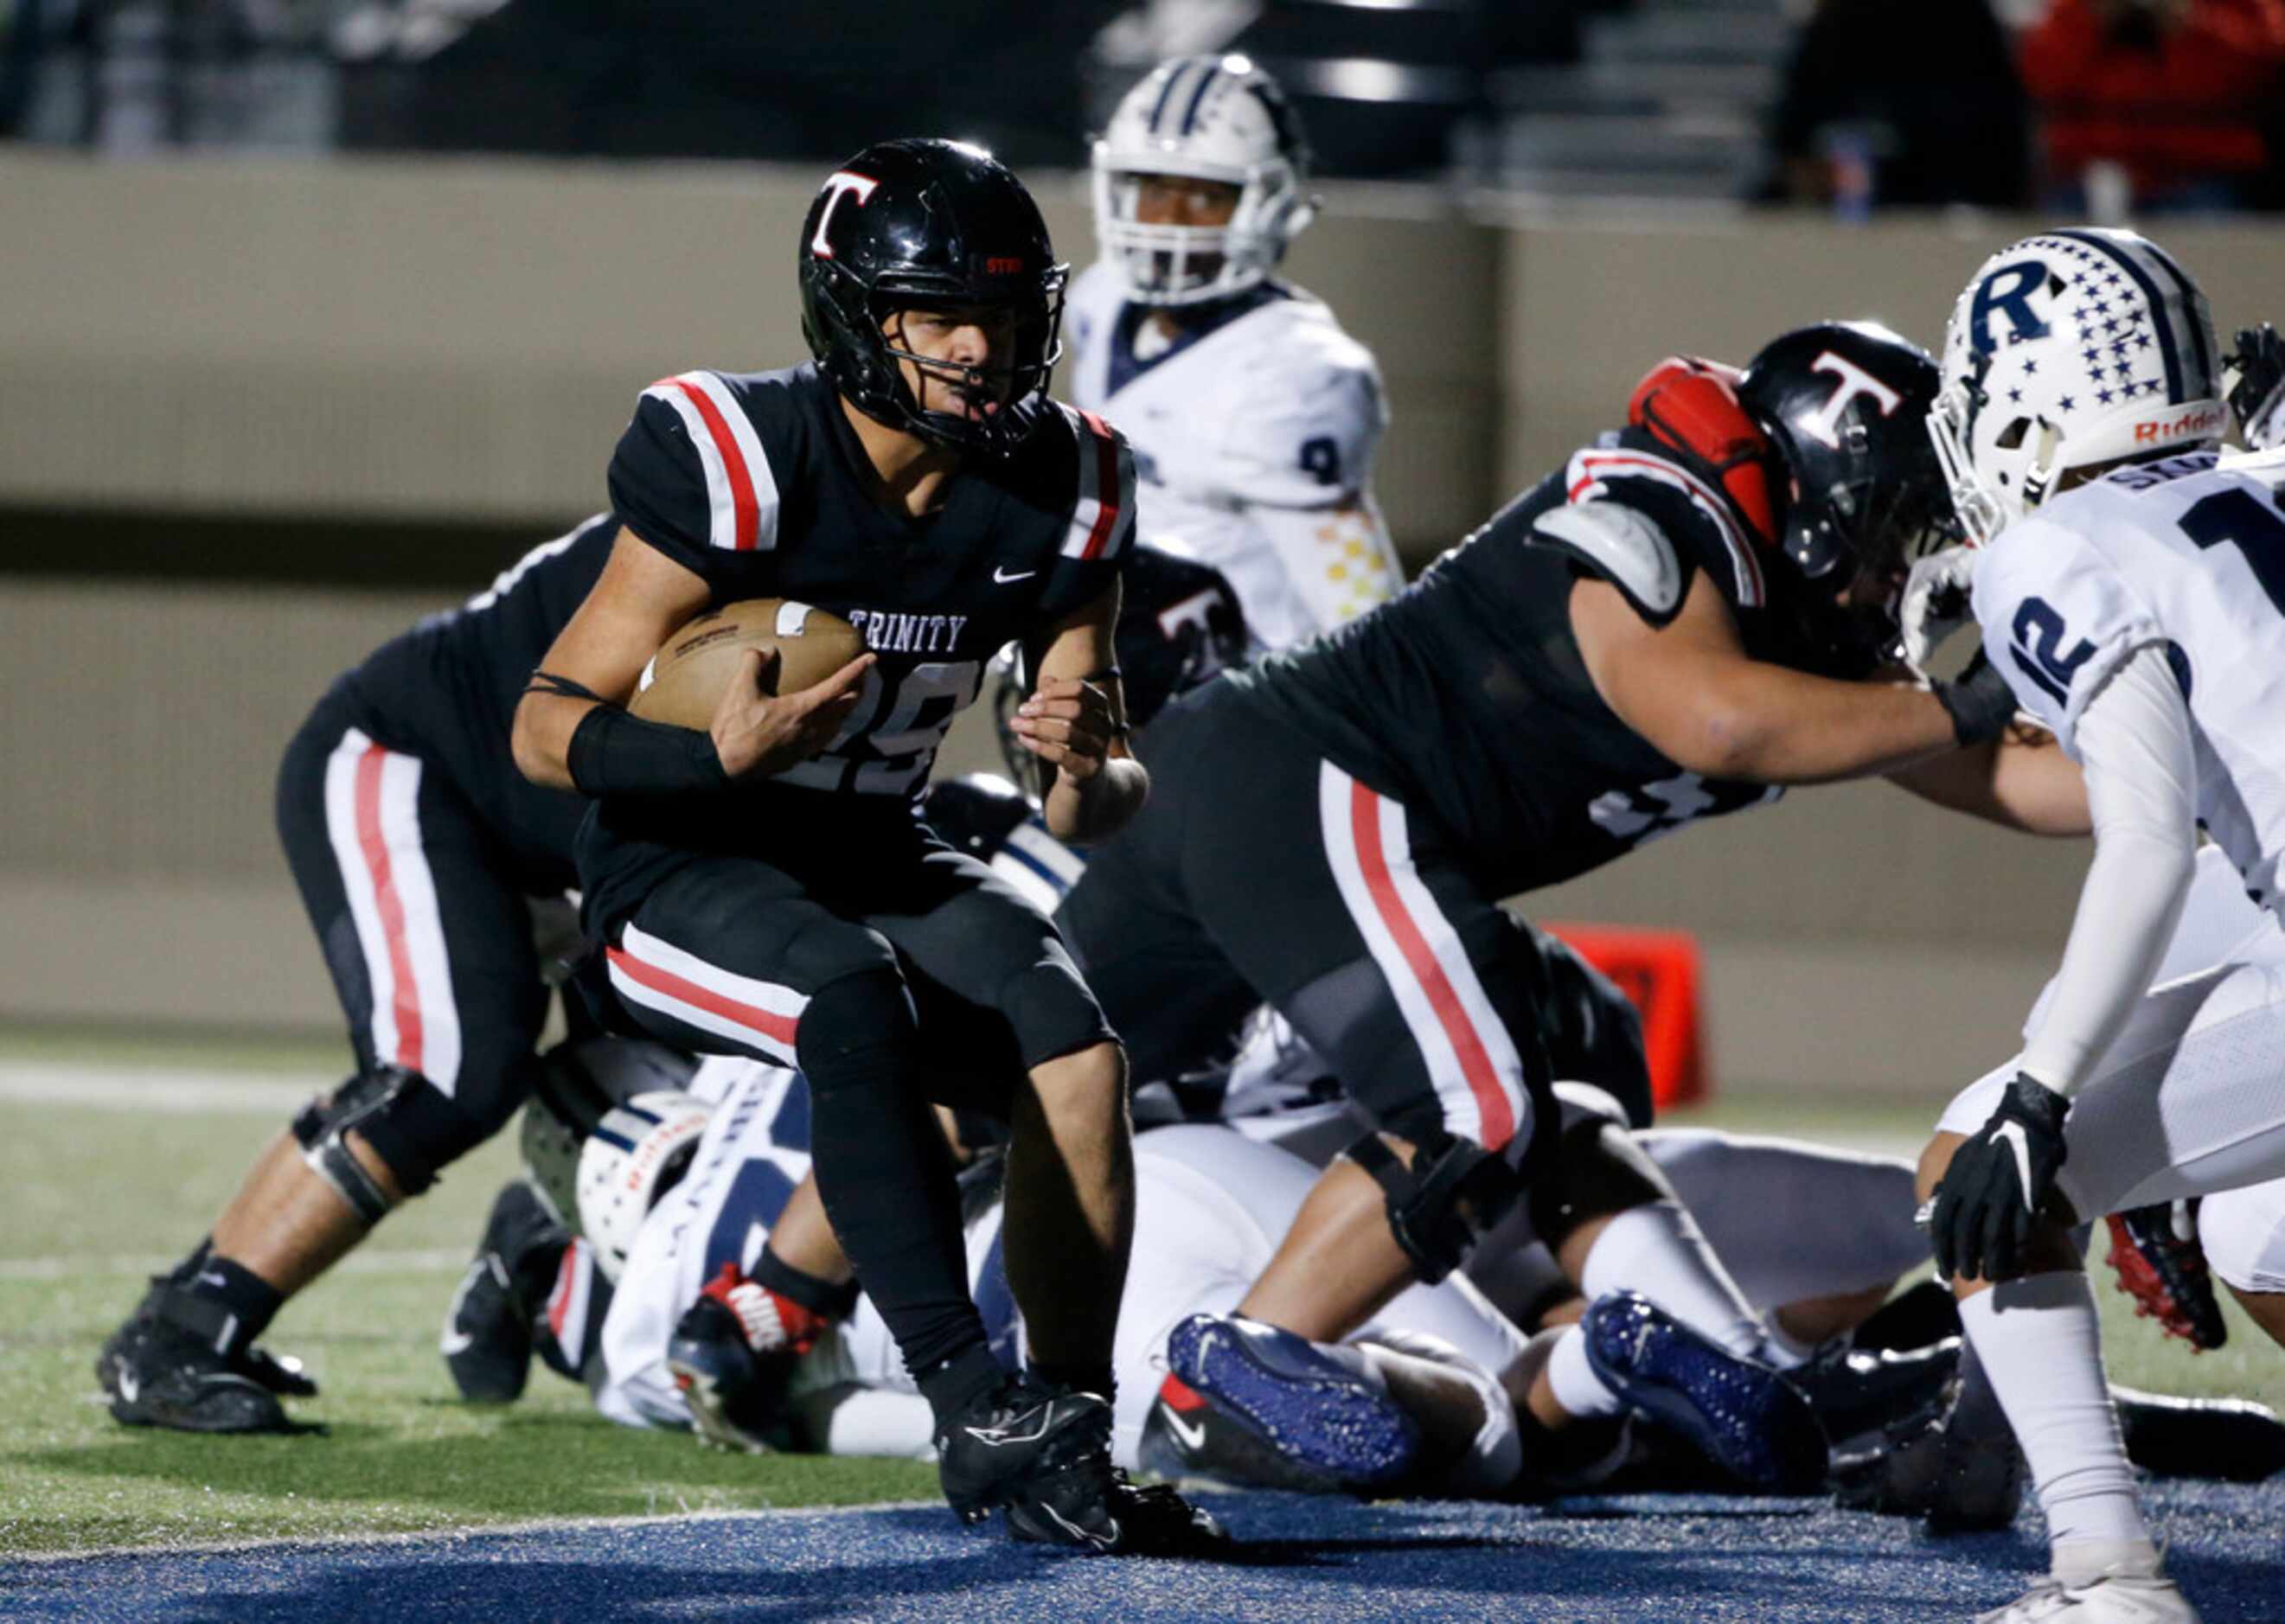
left=2116, top=1385, right=2285, bottom=1481
left=96, top=1311, right=293, bottom=1434
left=939, top=1374, right=1229, bottom=1555
left=442, top=1180, right=568, bottom=1404
left=1830, top=1352, right=2025, bottom=1531
left=1791, top=1335, right=1962, bottom=1454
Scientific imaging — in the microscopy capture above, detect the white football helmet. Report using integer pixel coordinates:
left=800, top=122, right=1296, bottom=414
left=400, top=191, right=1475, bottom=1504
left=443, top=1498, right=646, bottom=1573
left=575, top=1090, right=714, bottom=1284
left=1091, top=54, right=1315, bottom=306
left=1930, top=227, right=2224, bottom=545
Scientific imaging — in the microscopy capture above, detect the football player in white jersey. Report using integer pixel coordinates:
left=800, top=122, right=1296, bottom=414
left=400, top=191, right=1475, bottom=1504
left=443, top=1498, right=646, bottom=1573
left=1068, top=54, right=1405, bottom=650
left=1911, top=227, right=2285, bottom=1624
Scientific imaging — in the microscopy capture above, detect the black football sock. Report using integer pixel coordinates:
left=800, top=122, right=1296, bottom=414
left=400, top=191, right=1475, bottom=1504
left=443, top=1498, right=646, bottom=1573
left=158, top=1257, right=283, bottom=1357
left=797, top=969, right=996, bottom=1427
left=1029, top=1359, right=1116, bottom=1405
left=753, top=1247, right=861, bottom=1320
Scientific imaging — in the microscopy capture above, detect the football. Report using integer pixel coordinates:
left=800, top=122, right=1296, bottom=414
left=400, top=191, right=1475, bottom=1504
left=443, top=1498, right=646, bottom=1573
left=628, top=598, right=868, bottom=729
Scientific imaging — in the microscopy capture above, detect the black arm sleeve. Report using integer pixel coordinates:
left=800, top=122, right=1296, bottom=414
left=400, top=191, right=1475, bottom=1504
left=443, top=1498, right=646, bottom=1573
left=566, top=705, right=732, bottom=798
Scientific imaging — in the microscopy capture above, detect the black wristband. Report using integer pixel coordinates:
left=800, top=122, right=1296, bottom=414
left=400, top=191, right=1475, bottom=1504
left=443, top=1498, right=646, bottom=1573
left=1935, top=652, right=2019, bottom=747
left=566, top=705, right=731, bottom=798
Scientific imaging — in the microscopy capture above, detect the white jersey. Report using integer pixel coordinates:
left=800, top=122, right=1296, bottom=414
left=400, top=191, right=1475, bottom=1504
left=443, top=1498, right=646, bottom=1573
left=593, top=1064, right=813, bottom=1429
left=1065, top=259, right=1402, bottom=649
left=1974, top=447, right=2285, bottom=914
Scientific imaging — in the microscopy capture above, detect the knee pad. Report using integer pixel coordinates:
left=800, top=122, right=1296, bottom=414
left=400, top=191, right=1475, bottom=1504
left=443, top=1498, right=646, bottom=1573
left=1345, top=1129, right=1526, bottom=1286
left=291, top=1066, right=478, bottom=1221
left=795, top=969, right=922, bottom=1087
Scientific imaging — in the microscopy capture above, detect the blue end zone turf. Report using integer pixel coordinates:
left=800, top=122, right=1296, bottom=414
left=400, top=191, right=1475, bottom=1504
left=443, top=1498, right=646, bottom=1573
left=3, top=1480, right=2278, bottom=1621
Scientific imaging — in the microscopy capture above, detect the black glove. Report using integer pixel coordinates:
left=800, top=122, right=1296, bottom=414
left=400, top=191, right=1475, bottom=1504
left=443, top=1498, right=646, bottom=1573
left=1930, top=1075, right=2071, bottom=1282
left=2227, top=323, right=2285, bottom=450
left=1934, top=650, right=2019, bottom=747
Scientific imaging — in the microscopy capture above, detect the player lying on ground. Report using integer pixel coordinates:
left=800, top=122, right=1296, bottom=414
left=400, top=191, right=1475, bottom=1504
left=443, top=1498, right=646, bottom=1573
left=469, top=1052, right=1894, bottom=1496
left=464, top=1043, right=2285, bottom=1512
left=96, top=514, right=624, bottom=1434
left=1911, top=227, right=2285, bottom=1623
left=508, top=138, right=1226, bottom=1554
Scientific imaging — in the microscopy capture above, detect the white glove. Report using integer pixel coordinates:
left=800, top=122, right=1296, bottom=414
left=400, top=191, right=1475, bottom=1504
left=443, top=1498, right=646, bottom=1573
left=1901, top=545, right=1979, bottom=675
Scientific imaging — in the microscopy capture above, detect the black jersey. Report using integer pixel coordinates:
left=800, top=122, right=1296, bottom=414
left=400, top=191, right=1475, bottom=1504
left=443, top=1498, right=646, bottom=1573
left=608, top=362, right=1134, bottom=799
left=340, top=514, right=614, bottom=893
left=1236, top=431, right=1796, bottom=898
left=585, top=362, right=1136, bottom=924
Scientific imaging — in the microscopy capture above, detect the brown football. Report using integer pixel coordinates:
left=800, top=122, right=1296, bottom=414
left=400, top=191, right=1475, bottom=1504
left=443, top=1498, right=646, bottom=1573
left=627, top=598, right=868, bottom=730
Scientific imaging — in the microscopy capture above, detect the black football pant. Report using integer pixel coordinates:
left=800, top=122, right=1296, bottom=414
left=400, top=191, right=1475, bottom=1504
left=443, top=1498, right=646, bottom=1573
left=1059, top=680, right=1558, bottom=1174
left=592, top=818, right=1112, bottom=1399
left=275, top=681, right=557, bottom=1185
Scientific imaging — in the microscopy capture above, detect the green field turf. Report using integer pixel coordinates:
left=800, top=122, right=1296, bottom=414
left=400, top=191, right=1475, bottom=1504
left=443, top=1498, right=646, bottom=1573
left=0, top=1030, right=2275, bottom=1558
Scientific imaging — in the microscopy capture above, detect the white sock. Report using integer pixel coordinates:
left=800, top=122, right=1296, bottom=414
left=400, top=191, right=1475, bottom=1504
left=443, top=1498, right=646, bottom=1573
left=1580, top=1201, right=1766, bottom=1361
left=2051, top=1537, right=2162, bottom=1589
left=1957, top=1273, right=2149, bottom=1549
left=1544, top=1324, right=1623, bottom=1419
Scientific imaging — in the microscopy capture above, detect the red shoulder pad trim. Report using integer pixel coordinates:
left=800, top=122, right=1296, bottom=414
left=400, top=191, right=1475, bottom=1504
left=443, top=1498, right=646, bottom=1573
left=1626, top=357, right=1780, bottom=552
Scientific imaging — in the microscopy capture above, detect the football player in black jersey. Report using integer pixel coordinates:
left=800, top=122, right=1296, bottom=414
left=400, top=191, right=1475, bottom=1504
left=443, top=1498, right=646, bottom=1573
left=95, top=516, right=621, bottom=1433
left=1048, top=321, right=2092, bottom=1490
left=510, top=139, right=1218, bottom=1553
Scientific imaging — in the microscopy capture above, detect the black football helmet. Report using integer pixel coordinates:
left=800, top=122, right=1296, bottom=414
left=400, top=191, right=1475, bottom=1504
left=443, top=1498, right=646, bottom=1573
left=1738, top=320, right=1956, bottom=672
left=799, top=137, right=1068, bottom=456
left=991, top=540, right=1253, bottom=796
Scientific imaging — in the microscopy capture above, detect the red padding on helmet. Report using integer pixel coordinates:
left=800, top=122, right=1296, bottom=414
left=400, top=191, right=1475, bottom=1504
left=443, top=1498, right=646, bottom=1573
left=1627, top=357, right=1781, bottom=549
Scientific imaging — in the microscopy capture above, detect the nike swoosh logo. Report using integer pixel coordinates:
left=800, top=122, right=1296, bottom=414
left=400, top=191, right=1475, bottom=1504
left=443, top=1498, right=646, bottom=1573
left=1161, top=1404, right=1209, bottom=1455
left=993, top=566, right=1037, bottom=585
left=1040, top=1502, right=1117, bottom=1551
left=439, top=1327, right=476, bottom=1358
left=1990, top=1121, right=2035, bottom=1208
left=118, top=1371, right=139, bottom=1403
left=964, top=1410, right=1056, bottom=1448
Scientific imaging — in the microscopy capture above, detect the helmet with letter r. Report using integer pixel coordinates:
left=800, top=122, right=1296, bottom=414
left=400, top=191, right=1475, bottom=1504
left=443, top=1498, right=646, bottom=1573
left=1929, top=228, right=2222, bottom=547
left=799, top=137, right=1068, bottom=456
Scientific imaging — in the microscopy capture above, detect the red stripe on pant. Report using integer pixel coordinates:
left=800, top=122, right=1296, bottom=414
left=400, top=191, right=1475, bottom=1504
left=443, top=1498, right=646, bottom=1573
left=605, top=946, right=800, bottom=1049
left=352, top=744, right=426, bottom=1074
left=1347, top=779, right=1514, bottom=1148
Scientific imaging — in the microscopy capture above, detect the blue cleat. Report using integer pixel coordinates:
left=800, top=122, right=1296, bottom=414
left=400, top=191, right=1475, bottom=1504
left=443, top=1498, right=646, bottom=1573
left=1581, top=1290, right=1827, bottom=1494
left=1143, top=1313, right=1418, bottom=1495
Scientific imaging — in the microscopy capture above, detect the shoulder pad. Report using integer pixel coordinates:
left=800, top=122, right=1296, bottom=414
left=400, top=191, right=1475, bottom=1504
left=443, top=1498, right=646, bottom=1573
left=1533, top=502, right=1687, bottom=623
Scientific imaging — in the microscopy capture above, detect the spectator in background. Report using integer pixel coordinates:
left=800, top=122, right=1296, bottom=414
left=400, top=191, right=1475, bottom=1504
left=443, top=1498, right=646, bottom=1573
left=2018, top=0, right=2285, bottom=212
left=1764, top=0, right=2032, bottom=211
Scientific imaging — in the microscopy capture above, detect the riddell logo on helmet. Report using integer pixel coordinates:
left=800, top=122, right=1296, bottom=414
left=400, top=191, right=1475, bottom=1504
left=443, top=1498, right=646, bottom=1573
left=985, top=257, right=1025, bottom=274
left=2134, top=406, right=2225, bottom=444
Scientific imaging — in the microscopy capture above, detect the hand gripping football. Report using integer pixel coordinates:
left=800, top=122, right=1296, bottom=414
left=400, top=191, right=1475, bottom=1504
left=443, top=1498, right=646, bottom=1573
left=629, top=599, right=867, bottom=729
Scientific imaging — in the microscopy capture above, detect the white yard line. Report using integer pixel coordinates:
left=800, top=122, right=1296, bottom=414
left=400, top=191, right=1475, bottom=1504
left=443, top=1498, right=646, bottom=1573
left=0, top=1249, right=466, bottom=1282
left=0, top=1062, right=323, bottom=1114
left=0, top=1498, right=954, bottom=1565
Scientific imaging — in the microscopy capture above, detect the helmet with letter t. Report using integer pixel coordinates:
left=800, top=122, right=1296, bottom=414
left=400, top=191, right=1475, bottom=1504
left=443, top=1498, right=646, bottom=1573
left=1928, top=228, right=2224, bottom=547
left=1733, top=320, right=1952, bottom=672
